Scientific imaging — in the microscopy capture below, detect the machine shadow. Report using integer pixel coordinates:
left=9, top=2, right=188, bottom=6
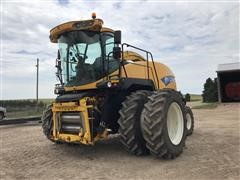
left=51, top=135, right=135, bottom=160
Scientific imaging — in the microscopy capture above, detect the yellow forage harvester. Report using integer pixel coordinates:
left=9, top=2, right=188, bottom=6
left=42, top=13, right=194, bottom=159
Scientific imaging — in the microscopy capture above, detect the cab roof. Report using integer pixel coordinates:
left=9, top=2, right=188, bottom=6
left=49, top=18, right=114, bottom=43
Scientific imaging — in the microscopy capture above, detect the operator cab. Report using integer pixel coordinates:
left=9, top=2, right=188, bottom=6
left=58, top=30, right=118, bottom=87
left=50, top=13, right=121, bottom=92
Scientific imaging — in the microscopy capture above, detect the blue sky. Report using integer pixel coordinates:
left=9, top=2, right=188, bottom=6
left=0, top=0, right=239, bottom=100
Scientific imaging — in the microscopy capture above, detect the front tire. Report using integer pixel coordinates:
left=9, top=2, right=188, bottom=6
left=41, top=105, right=55, bottom=142
left=141, top=90, right=187, bottom=159
left=118, top=90, right=152, bottom=156
left=0, top=112, right=4, bottom=121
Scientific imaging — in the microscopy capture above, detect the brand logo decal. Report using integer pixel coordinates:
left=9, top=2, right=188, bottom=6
left=161, top=76, right=175, bottom=86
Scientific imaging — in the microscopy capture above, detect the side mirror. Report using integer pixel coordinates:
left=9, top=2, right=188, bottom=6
left=114, top=30, right=121, bottom=44
left=55, top=58, right=61, bottom=68
left=56, top=50, right=61, bottom=68
left=113, top=47, right=121, bottom=59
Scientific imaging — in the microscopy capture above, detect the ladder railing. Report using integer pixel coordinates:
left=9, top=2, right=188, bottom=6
left=121, top=43, right=159, bottom=89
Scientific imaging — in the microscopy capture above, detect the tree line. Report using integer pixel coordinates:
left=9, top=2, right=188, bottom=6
left=185, top=77, right=218, bottom=102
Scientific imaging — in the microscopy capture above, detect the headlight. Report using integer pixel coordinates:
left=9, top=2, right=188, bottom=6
left=54, top=84, right=64, bottom=94
left=107, top=81, right=112, bottom=88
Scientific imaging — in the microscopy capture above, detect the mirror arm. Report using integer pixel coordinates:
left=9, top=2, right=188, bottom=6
left=55, top=57, right=63, bottom=85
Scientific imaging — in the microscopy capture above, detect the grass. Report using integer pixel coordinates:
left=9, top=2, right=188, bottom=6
left=2, top=99, right=54, bottom=119
left=2, top=94, right=217, bottom=119
left=190, top=94, right=202, bottom=101
left=187, top=94, right=218, bottom=109
left=38, top=99, right=54, bottom=104
left=191, top=102, right=218, bottom=109
left=7, top=109, right=43, bottom=119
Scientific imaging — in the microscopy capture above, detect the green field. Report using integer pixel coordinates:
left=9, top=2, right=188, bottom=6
left=37, top=99, right=54, bottom=104
left=191, top=102, right=218, bottom=109
left=0, top=99, right=54, bottom=119
left=1, top=94, right=217, bottom=119
left=189, top=94, right=202, bottom=101
left=187, top=94, right=218, bottom=109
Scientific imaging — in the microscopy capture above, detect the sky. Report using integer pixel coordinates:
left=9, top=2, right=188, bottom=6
left=0, top=0, right=239, bottom=100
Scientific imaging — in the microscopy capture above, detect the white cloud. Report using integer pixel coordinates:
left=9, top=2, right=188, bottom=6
left=1, top=0, right=239, bottom=99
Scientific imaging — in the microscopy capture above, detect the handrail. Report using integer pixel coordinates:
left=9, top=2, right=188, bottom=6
left=121, top=43, right=159, bottom=89
left=149, top=52, right=159, bottom=89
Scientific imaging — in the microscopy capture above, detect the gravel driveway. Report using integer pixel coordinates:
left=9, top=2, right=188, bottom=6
left=0, top=103, right=239, bottom=180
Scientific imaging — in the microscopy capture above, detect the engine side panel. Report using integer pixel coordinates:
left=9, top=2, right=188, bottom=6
left=122, top=61, right=177, bottom=90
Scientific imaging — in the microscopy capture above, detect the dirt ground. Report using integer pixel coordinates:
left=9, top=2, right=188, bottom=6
left=0, top=103, right=239, bottom=180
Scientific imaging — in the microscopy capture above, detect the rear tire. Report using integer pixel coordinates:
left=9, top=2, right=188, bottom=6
left=185, top=106, right=194, bottom=136
left=141, top=90, right=187, bottom=159
left=118, top=90, right=152, bottom=156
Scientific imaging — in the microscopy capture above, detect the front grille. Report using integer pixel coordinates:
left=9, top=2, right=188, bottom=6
left=60, top=112, right=85, bottom=134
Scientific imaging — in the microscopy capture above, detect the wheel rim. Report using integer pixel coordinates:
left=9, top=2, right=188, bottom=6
left=186, top=113, right=192, bottom=130
left=167, top=102, right=184, bottom=145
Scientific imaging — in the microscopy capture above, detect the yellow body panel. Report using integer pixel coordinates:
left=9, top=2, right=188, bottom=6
left=64, top=51, right=176, bottom=92
left=122, top=51, right=146, bottom=62
left=52, top=99, right=92, bottom=144
left=64, top=78, right=104, bottom=91
left=51, top=97, right=110, bottom=144
left=64, top=62, right=176, bottom=91
left=122, top=61, right=177, bottom=90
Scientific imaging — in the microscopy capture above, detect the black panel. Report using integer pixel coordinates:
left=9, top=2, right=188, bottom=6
left=55, top=92, right=89, bottom=102
left=118, top=78, right=156, bottom=91
left=100, top=90, right=129, bottom=133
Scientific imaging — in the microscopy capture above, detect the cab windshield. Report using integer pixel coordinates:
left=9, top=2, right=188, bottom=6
left=58, top=31, right=118, bottom=86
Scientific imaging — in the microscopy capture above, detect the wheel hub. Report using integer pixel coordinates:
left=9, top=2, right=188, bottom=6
left=167, top=102, right=184, bottom=145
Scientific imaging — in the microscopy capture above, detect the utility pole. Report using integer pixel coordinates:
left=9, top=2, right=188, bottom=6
left=36, top=58, right=39, bottom=103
